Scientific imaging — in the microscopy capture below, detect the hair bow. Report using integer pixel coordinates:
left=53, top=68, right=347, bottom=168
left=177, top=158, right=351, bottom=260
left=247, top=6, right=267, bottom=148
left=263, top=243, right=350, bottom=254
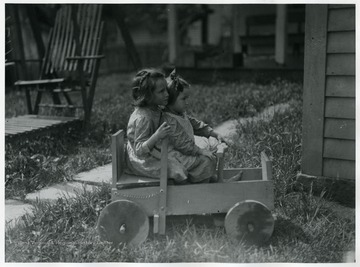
left=169, top=69, right=179, bottom=91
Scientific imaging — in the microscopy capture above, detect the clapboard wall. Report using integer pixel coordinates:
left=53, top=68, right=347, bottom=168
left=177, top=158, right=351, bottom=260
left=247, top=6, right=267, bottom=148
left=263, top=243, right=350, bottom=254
left=301, top=4, right=355, bottom=181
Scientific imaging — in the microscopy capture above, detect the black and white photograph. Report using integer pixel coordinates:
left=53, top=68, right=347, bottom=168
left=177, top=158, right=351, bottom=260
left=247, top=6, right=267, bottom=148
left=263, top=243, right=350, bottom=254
left=3, top=1, right=356, bottom=264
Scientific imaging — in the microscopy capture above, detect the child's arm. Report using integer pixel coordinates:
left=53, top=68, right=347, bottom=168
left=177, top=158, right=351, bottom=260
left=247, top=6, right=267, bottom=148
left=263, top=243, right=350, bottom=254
left=133, top=118, right=170, bottom=156
left=187, top=115, right=213, bottom=137
left=188, top=115, right=228, bottom=144
left=144, top=122, right=170, bottom=151
left=164, top=116, right=202, bottom=156
left=209, top=130, right=228, bottom=145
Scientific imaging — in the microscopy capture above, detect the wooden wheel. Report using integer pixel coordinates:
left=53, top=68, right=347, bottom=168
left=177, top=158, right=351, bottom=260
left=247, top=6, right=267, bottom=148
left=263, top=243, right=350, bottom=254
left=97, top=200, right=149, bottom=246
left=225, top=200, right=274, bottom=245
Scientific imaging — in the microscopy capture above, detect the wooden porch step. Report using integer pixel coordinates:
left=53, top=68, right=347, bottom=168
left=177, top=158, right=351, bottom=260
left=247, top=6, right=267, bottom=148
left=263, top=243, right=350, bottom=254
left=52, top=88, right=81, bottom=93
left=5, top=115, right=81, bottom=140
left=37, top=88, right=81, bottom=93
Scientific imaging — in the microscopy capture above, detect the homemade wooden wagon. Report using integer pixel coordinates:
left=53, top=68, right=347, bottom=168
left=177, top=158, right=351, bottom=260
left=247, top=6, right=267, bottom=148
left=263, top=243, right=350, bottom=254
left=97, top=130, right=275, bottom=246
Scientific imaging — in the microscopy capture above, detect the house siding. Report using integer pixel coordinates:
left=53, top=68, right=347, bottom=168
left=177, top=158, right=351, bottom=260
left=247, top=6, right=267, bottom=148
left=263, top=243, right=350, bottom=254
left=323, top=4, right=355, bottom=180
left=301, top=4, right=355, bottom=180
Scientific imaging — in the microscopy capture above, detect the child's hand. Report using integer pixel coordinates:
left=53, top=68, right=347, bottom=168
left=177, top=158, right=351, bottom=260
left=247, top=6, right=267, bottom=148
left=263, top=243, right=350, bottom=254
left=200, top=149, right=216, bottom=160
left=216, top=134, right=229, bottom=145
left=155, top=122, right=171, bottom=140
left=211, top=131, right=229, bottom=145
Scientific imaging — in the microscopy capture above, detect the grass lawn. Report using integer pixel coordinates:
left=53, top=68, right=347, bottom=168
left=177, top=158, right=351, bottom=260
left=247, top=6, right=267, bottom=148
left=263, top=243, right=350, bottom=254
left=5, top=72, right=355, bottom=262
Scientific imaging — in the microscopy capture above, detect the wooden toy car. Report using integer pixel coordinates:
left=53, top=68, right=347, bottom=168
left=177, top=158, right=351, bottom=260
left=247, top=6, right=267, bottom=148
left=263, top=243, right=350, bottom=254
left=97, top=130, right=275, bottom=246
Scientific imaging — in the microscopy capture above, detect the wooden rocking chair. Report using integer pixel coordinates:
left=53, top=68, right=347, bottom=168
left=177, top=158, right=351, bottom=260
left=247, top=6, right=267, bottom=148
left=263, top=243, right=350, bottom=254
left=14, top=4, right=105, bottom=127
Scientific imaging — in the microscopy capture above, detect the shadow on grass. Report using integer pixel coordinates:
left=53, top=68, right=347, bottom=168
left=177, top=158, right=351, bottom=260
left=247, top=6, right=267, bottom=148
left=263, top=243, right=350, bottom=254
left=147, top=214, right=310, bottom=248
left=270, top=217, right=310, bottom=245
left=147, top=214, right=223, bottom=240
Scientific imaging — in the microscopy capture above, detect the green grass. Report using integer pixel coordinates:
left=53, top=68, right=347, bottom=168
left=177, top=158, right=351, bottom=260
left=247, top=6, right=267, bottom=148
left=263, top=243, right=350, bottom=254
left=5, top=181, right=355, bottom=263
left=5, top=73, right=355, bottom=262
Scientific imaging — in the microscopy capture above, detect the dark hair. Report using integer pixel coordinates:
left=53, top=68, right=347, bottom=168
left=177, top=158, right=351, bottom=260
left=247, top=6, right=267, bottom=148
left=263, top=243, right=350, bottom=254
left=166, top=72, right=190, bottom=106
left=131, top=68, right=165, bottom=107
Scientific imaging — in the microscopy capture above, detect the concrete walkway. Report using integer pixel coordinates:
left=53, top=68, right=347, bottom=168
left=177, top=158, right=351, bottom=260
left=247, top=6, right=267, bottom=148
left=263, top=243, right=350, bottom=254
left=214, top=102, right=294, bottom=142
left=5, top=164, right=112, bottom=227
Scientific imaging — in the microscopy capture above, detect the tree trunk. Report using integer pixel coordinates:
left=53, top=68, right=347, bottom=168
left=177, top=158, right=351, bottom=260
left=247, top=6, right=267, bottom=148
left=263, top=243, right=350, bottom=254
left=110, top=5, right=142, bottom=70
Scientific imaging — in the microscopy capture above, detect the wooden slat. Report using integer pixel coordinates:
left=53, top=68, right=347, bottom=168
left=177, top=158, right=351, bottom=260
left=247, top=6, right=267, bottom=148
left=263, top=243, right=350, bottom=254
left=55, top=6, right=68, bottom=73
left=324, top=118, right=355, bottom=140
left=30, top=115, right=79, bottom=121
left=323, top=138, right=355, bottom=161
left=68, top=5, right=79, bottom=72
left=326, top=76, right=355, bottom=97
left=325, top=97, right=355, bottom=119
left=63, top=18, right=74, bottom=71
left=59, top=6, right=72, bottom=71
left=158, top=138, right=169, bottom=235
left=65, top=17, right=75, bottom=72
left=44, top=11, right=60, bottom=74
left=6, top=125, right=51, bottom=133
left=7, top=115, right=76, bottom=122
left=15, top=78, right=65, bottom=86
left=117, top=168, right=264, bottom=186
left=50, top=6, right=67, bottom=74
left=327, top=31, right=355, bottom=53
left=71, top=5, right=85, bottom=72
left=323, top=158, right=355, bottom=180
left=112, top=180, right=274, bottom=216
left=79, top=5, right=91, bottom=72
left=112, top=130, right=124, bottom=188
left=88, top=5, right=102, bottom=73
left=301, top=5, right=328, bottom=176
left=37, top=104, right=82, bottom=109
left=261, top=151, right=272, bottom=180
left=223, top=168, right=262, bottom=181
left=84, top=5, right=96, bottom=72
left=6, top=120, right=60, bottom=127
left=61, top=6, right=72, bottom=71
left=5, top=129, right=31, bottom=134
left=6, top=118, right=75, bottom=125
left=6, top=120, right=73, bottom=129
left=5, top=118, right=57, bottom=125
left=328, top=7, right=355, bottom=32
left=326, top=54, right=355, bottom=75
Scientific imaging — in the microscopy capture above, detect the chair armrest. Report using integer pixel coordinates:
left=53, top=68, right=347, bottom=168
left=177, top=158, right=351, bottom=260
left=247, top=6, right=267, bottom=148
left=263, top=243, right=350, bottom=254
left=14, top=78, right=65, bottom=87
left=5, top=62, right=15, bottom=67
left=66, top=55, right=104, bottom=61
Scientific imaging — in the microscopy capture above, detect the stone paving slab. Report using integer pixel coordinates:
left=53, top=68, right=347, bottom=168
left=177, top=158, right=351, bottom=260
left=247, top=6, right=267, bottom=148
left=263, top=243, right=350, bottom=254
left=73, top=163, right=112, bottom=185
left=214, top=102, right=293, bottom=142
left=25, top=181, right=99, bottom=202
left=5, top=199, right=34, bottom=227
left=6, top=164, right=112, bottom=228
